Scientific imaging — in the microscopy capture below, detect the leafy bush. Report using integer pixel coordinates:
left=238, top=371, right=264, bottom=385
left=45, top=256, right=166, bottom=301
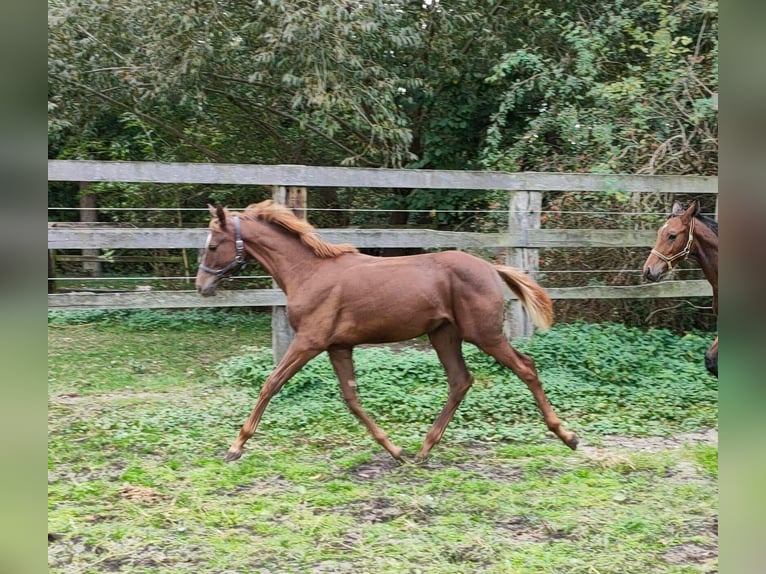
left=215, top=323, right=717, bottom=443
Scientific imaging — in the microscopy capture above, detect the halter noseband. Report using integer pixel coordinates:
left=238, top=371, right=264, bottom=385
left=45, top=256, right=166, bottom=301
left=198, top=215, right=247, bottom=278
left=650, top=216, right=695, bottom=270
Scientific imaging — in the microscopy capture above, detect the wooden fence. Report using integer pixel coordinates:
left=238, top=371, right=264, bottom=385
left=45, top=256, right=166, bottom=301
left=48, top=160, right=716, bottom=356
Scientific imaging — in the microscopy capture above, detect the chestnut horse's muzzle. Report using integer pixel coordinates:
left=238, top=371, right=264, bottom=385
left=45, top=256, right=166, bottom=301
left=196, top=278, right=220, bottom=297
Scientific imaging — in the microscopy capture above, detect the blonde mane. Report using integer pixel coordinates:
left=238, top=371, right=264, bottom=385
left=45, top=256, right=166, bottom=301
left=237, top=200, right=358, bottom=258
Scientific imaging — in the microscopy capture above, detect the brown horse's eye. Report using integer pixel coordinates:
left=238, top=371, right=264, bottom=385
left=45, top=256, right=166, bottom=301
left=668, top=233, right=677, bottom=241
left=208, top=244, right=218, bottom=251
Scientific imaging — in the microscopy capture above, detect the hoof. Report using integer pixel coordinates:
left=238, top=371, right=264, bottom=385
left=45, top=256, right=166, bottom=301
left=564, top=432, right=579, bottom=451
left=224, top=448, right=243, bottom=462
left=391, top=447, right=411, bottom=465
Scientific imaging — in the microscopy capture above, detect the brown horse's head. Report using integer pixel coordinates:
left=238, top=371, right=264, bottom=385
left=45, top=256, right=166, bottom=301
left=642, top=201, right=699, bottom=282
left=195, top=204, right=246, bottom=297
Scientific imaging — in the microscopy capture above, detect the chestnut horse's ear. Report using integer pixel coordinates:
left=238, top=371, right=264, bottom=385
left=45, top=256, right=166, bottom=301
left=208, top=204, right=227, bottom=229
left=671, top=202, right=684, bottom=216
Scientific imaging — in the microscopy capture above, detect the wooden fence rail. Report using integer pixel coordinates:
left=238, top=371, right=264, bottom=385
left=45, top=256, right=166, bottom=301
left=48, top=160, right=717, bottom=357
left=48, top=227, right=662, bottom=250
left=48, top=160, right=718, bottom=193
left=48, top=281, right=713, bottom=311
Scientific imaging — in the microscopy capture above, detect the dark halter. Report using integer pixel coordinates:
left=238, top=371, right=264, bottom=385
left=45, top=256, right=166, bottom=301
left=198, top=215, right=247, bottom=278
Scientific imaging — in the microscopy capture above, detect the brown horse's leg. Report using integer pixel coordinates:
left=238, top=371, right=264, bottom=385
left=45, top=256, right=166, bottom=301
left=416, top=323, right=473, bottom=461
left=224, top=340, right=321, bottom=462
left=480, top=339, right=578, bottom=450
left=705, top=336, right=718, bottom=377
left=328, top=347, right=406, bottom=461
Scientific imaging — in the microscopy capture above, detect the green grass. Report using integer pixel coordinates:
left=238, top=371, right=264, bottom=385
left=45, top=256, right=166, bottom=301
left=49, top=311, right=717, bottom=573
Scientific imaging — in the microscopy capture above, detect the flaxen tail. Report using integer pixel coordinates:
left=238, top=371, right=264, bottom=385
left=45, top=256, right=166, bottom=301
left=494, top=265, right=553, bottom=332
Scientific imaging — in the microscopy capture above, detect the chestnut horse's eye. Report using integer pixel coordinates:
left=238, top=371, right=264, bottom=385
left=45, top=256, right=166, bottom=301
left=208, top=244, right=218, bottom=251
left=667, top=233, right=677, bottom=241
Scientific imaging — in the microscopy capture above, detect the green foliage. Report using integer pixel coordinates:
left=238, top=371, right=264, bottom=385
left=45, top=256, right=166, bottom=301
left=482, top=0, right=717, bottom=175
left=216, top=322, right=717, bottom=443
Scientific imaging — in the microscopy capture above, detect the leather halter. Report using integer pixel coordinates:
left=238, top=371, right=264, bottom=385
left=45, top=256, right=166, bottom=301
left=198, top=215, right=247, bottom=278
left=650, top=216, right=695, bottom=270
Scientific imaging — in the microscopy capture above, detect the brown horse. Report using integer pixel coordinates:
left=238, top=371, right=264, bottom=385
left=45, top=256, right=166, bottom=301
left=642, top=200, right=718, bottom=377
left=196, top=200, right=578, bottom=462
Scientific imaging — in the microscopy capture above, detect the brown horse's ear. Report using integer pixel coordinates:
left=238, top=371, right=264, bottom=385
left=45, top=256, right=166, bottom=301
left=690, top=200, right=701, bottom=217
left=679, top=200, right=700, bottom=223
left=671, top=202, right=684, bottom=216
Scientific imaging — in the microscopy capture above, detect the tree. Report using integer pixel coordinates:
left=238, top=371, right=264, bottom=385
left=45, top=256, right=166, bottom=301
left=481, top=0, right=718, bottom=176
left=49, top=0, right=717, bottom=227
left=49, top=1, right=527, bottom=229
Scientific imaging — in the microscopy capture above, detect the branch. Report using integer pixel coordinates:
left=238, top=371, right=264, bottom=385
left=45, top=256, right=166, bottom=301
left=205, top=87, right=379, bottom=166
left=458, top=0, right=508, bottom=57
left=221, top=94, right=287, bottom=149
left=51, top=74, right=226, bottom=162
left=645, top=300, right=714, bottom=322
left=209, top=72, right=375, bottom=148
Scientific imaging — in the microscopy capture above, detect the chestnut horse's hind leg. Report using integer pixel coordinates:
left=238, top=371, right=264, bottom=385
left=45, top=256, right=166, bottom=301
left=705, top=336, right=718, bottom=377
left=224, top=339, right=321, bottom=462
left=416, top=323, right=473, bottom=462
left=479, top=339, right=578, bottom=450
left=328, top=347, right=406, bottom=461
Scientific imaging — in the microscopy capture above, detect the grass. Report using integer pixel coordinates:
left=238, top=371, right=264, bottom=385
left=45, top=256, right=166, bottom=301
left=48, top=310, right=718, bottom=573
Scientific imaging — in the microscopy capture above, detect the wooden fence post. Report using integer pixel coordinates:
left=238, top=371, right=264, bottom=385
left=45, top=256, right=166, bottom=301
left=505, top=190, right=542, bottom=340
left=271, top=186, right=307, bottom=364
left=79, top=182, right=102, bottom=276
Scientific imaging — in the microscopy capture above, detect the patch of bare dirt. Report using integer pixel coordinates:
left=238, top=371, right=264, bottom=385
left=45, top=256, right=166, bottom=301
left=593, top=428, right=718, bottom=452
left=662, top=542, right=718, bottom=565
left=348, top=453, right=402, bottom=481
left=119, top=484, right=168, bottom=504
left=348, top=430, right=717, bottom=486
left=347, top=497, right=410, bottom=523
left=50, top=391, right=175, bottom=404
left=48, top=460, right=128, bottom=485
left=348, top=443, right=524, bottom=484
left=578, top=428, right=717, bottom=480
left=48, top=536, right=204, bottom=572
left=218, top=476, right=295, bottom=496
left=494, top=516, right=552, bottom=543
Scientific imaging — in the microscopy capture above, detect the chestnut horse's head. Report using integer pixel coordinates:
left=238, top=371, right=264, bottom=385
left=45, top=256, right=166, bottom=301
left=642, top=201, right=699, bottom=283
left=195, top=205, right=247, bottom=297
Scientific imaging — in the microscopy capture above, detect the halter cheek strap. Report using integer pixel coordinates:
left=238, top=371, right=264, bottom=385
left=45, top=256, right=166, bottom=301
left=198, top=216, right=247, bottom=278
left=650, top=217, right=695, bottom=270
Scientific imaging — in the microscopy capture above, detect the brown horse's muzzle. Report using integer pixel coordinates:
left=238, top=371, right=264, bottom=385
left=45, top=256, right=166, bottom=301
left=642, top=262, right=665, bottom=283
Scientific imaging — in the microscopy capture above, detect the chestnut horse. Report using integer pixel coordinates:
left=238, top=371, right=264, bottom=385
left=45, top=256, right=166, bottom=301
left=643, top=201, right=718, bottom=377
left=196, top=201, right=578, bottom=462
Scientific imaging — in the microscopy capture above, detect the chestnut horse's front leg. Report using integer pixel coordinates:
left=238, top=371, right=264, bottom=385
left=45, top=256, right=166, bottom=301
left=328, top=347, right=406, bottom=461
left=224, top=339, right=321, bottom=462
